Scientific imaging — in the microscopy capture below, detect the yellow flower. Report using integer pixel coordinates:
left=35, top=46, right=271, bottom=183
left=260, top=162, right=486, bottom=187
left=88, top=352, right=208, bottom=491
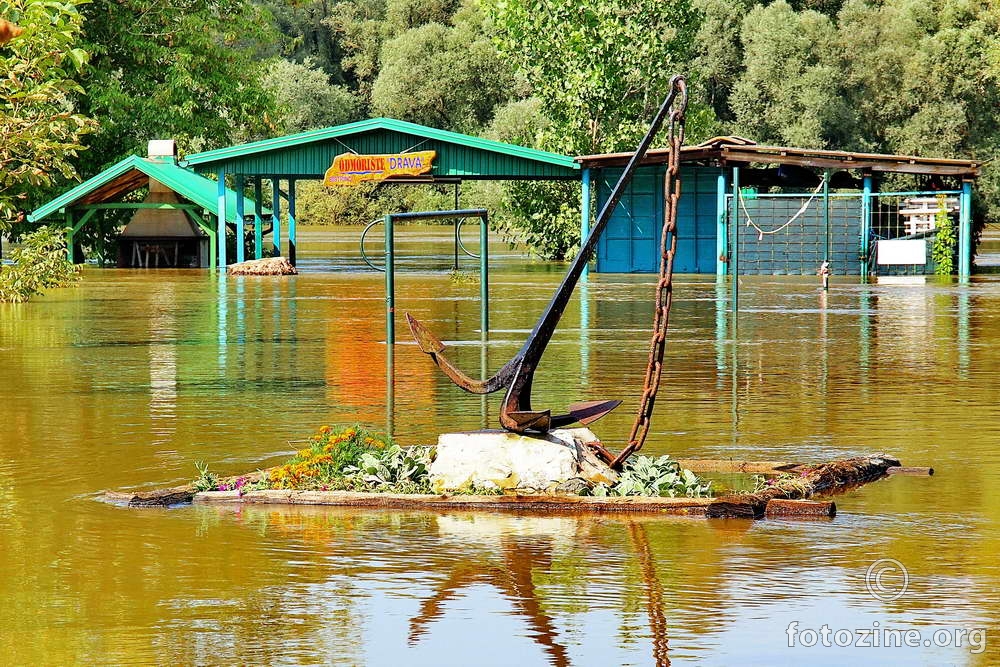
left=319, top=425, right=331, bottom=434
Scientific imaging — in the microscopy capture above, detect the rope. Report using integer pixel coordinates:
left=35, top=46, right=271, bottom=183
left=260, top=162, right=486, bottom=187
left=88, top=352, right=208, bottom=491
left=740, top=177, right=826, bottom=241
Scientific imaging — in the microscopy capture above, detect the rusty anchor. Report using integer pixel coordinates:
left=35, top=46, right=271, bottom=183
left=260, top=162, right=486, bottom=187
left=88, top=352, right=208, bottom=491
left=406, top=75, right=688, bottom=467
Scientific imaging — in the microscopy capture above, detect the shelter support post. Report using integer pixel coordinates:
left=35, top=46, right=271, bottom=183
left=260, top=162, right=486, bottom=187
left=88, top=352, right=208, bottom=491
left=65, top=209, right=74, bottom=262
left=288, top=179, right=297, bottom=266
left=730, top=167, right=740, bottom=314
left=235, top=175, right=245, bottom=263
left=861, top=174, right=873, bottom=279
left=581, top=167, right=591, bottom=279
left=271, top=179, right=282, bottom=256
left=716, top=169, right=727, bottom=277
left=384, top=214, right=395, bottom=346
left=823, top=168, right=831, bottom=268
left=253, top=178, right=263, bottom=259
left=959, top=180, right=972, bottom=281
left=216, top=169, right=227, bottom=268
left=186, top=210, right=216, bottom=270
left=480, top=213, right=489, bottom=334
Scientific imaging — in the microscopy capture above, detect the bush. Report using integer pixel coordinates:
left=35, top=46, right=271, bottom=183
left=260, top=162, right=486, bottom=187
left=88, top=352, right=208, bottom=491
left=0, top=226, right=80, bottom=302
left=588, top=455, right=713, bottom=498
left=931, top=197, right=957, bottom=275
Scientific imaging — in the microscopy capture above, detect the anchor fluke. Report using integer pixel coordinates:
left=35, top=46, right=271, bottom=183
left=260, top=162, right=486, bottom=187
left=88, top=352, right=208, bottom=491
left=405, top=313, right=446, bottom=354
left=405, top=312, right=520, bottom=395
left=565, top=399, right=622, bottom=426
left=501, top=400, right=621, bottom=434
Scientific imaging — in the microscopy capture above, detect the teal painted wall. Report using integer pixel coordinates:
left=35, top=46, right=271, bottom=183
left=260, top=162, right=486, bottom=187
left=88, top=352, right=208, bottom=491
left=192, top=128, right=577, bottom=180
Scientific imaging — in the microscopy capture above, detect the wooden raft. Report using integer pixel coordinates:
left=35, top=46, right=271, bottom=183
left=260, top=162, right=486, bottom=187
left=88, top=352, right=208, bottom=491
left=105, top=454, right=909, bottom=518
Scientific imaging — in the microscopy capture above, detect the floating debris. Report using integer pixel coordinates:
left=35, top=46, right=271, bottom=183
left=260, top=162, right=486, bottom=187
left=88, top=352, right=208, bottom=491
left=227, top=256, right=297, bottom=276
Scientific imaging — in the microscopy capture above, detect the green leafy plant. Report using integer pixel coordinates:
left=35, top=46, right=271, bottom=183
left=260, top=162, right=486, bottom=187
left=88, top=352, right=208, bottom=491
left=0, top=226, right=80, bottom=302
left=931, top=197, right=956, bottom=275
left=344, top=444, right=432, bottom=492
left=266, top=425, right=392, bottom=489
left=588, top=455, right=712, bottom=498
left=192, top=461, right=219, bottom=493
left=0, top=0, right=96, bottom=228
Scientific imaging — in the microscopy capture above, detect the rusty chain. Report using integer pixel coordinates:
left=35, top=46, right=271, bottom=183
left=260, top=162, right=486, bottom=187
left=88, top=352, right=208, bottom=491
left=610, top=79, right=688, bottom=470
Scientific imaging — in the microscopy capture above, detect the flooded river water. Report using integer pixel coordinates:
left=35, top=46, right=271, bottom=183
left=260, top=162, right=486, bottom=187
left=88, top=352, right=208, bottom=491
left=2, top=226, right=998, bottom=665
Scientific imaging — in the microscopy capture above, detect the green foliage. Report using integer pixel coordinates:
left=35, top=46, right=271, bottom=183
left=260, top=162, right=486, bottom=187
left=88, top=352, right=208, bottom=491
left=371, top=2, right=513, bottom=133
left=262, top=58, right=361, bottom=134
left=76, top=0, right=281, bottom=173
left=0, top=0, right=96, bottom=228
left=731, top=0, right=852, bottom=148
left=258, top=0, right=346, bottom=81
left=486, top=0, right=707, bottom=155
left=0, top=226, right=80, bottom=303
left=192, top=461, right=220, bottom=493
left=932, top=199, right=957, bottom=275
left=343, top=444, right=432, bottom=491
left=727, top=0, right=1000, bottom=222
left=482, top=98, right=580, bottom=259
left=495, top=181, right=581, bottom=260
left=267, top=425, right=392, bottom=488
left=589, top=455, right=713, bottom=498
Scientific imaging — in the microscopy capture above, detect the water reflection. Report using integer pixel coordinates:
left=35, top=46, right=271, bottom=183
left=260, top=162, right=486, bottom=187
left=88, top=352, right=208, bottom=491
left=1, top=227, right=999, bottom=665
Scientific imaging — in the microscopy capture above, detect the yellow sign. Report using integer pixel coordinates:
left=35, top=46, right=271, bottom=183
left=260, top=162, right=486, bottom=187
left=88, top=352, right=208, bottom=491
left=324, top=151, right=436, bottom=186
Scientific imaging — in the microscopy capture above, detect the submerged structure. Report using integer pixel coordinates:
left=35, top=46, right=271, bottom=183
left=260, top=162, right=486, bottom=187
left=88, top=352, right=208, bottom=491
left=577, top=137, right=982, bottom=279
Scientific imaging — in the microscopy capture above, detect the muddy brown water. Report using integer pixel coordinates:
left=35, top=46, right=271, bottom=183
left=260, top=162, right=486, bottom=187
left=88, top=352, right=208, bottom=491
left=2, top=226, right=998, bottom=665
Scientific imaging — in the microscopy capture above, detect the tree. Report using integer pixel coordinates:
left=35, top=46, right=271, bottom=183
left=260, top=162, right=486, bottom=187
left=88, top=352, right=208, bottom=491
left=371, top=2, right=513, bottom=133
left=259, top=0, right=347, bottom=82
left=262, top=58, right=361, bottom=134
left=486, top=0, right=707, bottom=155
left=726, top=0, right=1000, bottom=220
left=76, top=0, right=280, bottom=172
left=0, top=0, right=95, bottom=229
left=329, top=0, right=462, bottom=109
left=730, top=0, right=854, bottom=148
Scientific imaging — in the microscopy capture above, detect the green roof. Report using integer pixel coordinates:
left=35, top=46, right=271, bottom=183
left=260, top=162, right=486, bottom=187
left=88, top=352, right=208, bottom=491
left=28, top=155, right=263, bottom=223
left=184, top=118, right=579, bottom=180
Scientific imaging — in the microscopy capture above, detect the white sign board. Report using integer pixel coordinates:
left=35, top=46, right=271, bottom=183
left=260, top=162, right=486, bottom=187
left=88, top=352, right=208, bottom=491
left=877, top=239, right=927, bottom=265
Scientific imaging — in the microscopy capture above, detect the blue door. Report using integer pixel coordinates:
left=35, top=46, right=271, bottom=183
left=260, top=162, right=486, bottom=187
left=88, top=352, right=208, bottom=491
left=596, top=166, right=719, bottom=273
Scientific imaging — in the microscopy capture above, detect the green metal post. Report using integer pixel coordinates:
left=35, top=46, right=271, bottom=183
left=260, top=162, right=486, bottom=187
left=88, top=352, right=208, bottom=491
left=187, top=210, right=216, bottom=270
left=209, top=218, right=218, bottom=270
left=271, top=179, right=282, bottom=256
left=253, top=178, right=263, bottom=259
left=716, top=169, right=728, bottom=277
left=288, top=178, right=297, bottom=266
left=959, top=180, right=972, bottom=281
left=581, top=168, right=591, bottom=279
left=823, top=169, right=831, bottom=267
left=480, top=214, right=489, bottom=334
left=730, top=167, right=740, bottom=314
left=216, top=168, right=227, bottom=268
left=235, top=175, right=245, bottom=263
left=65, top=209, right=74, bottom=263
left=385, top=214, right=395, bottom=346
left=861, top=174, right=873, bottom=279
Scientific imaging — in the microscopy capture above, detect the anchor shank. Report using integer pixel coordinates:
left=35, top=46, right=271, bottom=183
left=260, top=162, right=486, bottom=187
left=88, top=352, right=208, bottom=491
left=501, top=77, right=688, bottom=427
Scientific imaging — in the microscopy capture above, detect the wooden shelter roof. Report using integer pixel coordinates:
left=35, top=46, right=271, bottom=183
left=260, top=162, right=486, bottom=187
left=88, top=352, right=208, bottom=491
left=576, top=136, right=982, bottom=178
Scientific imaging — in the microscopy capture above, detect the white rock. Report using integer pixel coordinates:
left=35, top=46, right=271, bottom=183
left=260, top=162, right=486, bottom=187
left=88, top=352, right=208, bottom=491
left=429, top=428, right=617, bottom=492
